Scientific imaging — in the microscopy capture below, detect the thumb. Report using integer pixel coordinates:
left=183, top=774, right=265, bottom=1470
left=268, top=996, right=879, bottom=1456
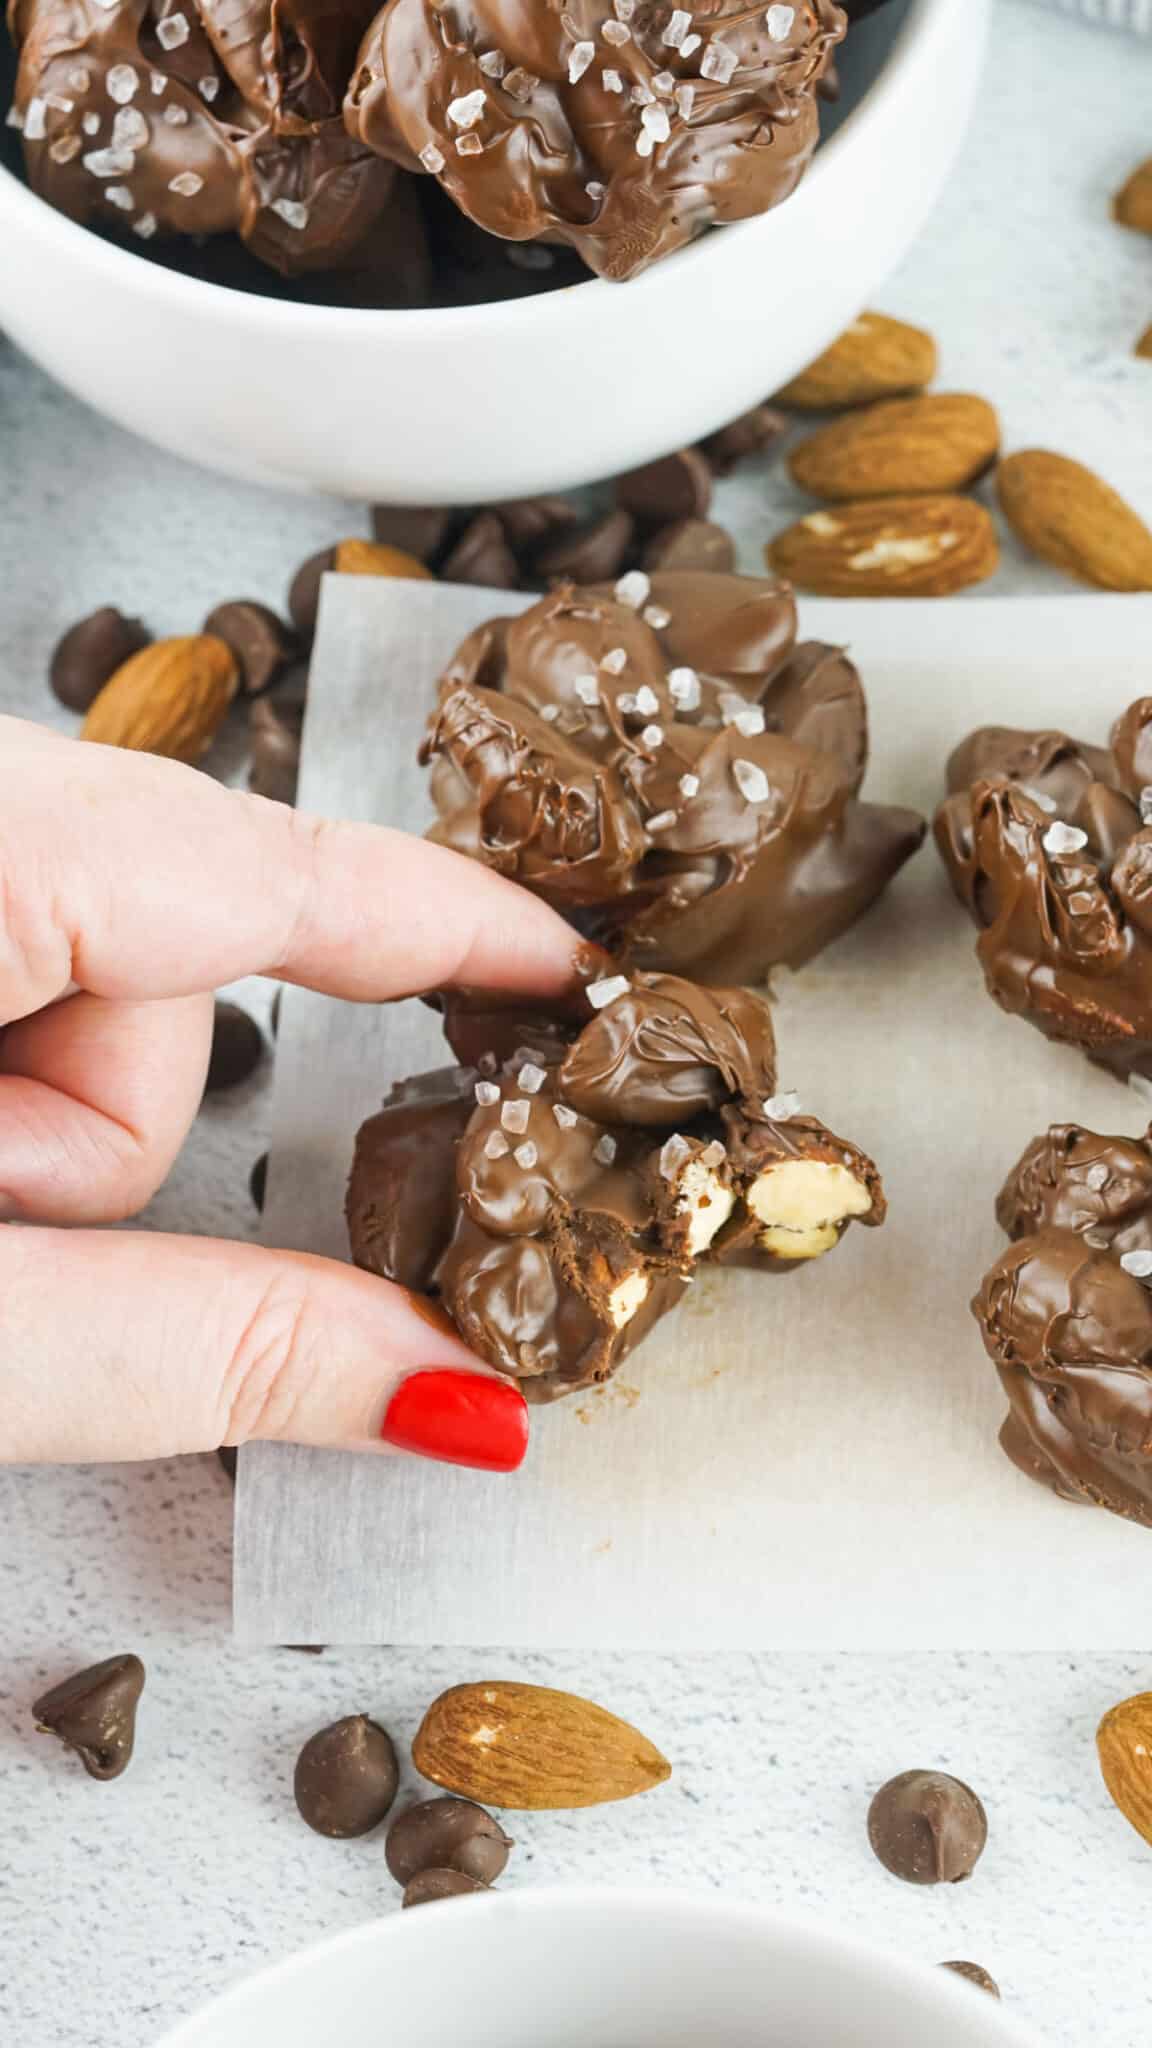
left=0, top=1226, right=528, bottom=1471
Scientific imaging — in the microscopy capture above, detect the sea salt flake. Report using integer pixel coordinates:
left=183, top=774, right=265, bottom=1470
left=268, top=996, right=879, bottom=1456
left=82, top=112, right=101, bottom=135
left=103, top=183, right=135, bottom=209
left=615, top=569, right=650, bottom=608
left=1141, top=786, right=1152, bottom=825
left=503, top=67, right=538, bottom=98
left=663, top=7, right=692, bottom=45
left=456, top=131, right=484, bottom=154
left=733, top=707, right=766, bottom=737
left=700, top=39, right=737, bottom=82
left=634, top=684, right=660, bottom=715
left=198, top=74, right=219, bottom=100
left=569, top=39, right=595, bottom=80
left=553, top=1103, right=578, bottom=1129
left=678, top=772, right=700, bottom=797
left=540, top=702, right=560, bottom=720
left=132, top=210, right=158, bottom=237
left=602, top=18, right=631, bottom=41
left=49, top=133, right=83, bottom=162
left=732, top=757, right=770, bottom=804
left=680, top=30, right=701, bottom=52
left=765, top=2, right=795, bottom=36
left=641, top=723, right=664, bottom=747
left=652, top=70, right=676, bottom=94
left=500, top=1098, right=531, bottom=1134
left=574, top=675, right=600, bottom=705
left=83, top=144, right=134, bottom=174
left=514, top=1141, right=539, bottom=1169
left=1085, top=1163, right=1110, bottom=1191
left=586, top=179, right=605, bottom=200
left=602, top=66, right=624, bottom=90
left=517, top=1063, right=547, bottom=1094
left=587, top=973, right=630, bottom=1009
left=68, top=66, right=92, bottom=92
left=1019, top=784, right=1056, bottom=813
left=113, top=107, right=149, bottom=148
left=163, top=104, right=189, bottom=124
left=155, top=12, right=190, bottom=48
left=271, top=196, right=308, bottom=227
left=647, top=810, right=677, bottom=831
left=22, top=97, right=46, bottom=140
left=617, top=693, right=639, bottom=715
left=475, top=1080, right=501, bottom=1106
left=484, top=1130, right=511, bottom=1160
left=106, top=64, right=139, bottom=103
left=615, top=0, right=636, bottom=18
left=668, top=666, right=700, bottom=708
left=447, top=89, right=486, bottom=127
left=1121, top=1250, right=1152, bottom=1279
left=420, top=142, right=446, bottom=172
left=478, top=49, right=506, bottom=76
left=45, top=93, right=75, bottom=113
left=594, top=1134, right=618, bottom=1165
left=643, top=602, right=671, bottom=627
left=1042, top=821, right=1088, bottom=857
left=762, top=1091, right=802, bottom=1120
left=660, top=1134, right=692, bottom=1180
left=700, top=1139, right=727, bottom=1169
left=150, top=71, right=167, bottom=93
left=168, top=169, right=203, bottom=194
left=631, top=83, right=655, bottom=106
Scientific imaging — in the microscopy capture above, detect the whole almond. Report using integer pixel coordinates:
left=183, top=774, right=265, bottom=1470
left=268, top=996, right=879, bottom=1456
left=767, top=495, right=998, bottom=598
left=996, top=450, right=1152, bottom=592
left=333, top=539, right=434, bottom=580
left=81, top=635, right=238, bottom=761
left=788, top=394, right=999, bottom=501
left=1114, top=159, right=1152, bottom=238
left=1097, top=1692, right=1152, bottom=1845
left=411, top=1681, right=671, bottom=1809
left=774, top=312, right=937, bottom=411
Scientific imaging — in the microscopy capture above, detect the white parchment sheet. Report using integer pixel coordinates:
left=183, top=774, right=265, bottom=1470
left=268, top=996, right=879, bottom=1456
left=234, top=581, right=1152, bottom=1647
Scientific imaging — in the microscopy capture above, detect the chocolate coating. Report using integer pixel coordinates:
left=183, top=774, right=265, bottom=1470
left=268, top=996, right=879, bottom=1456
left=386, top=1797, right=513, bottom=1883
left=423, top=573, right=924, bottom=985
left=345, top=0, right=844, bottom=282
left=8, top=0, right=413, bottom=275
left=33, top=1653, right=145, bottom=1781
left=974, top=1119, right=1152, bottom=1526
left=203, top=600, right=297, bottom=697
left=347, top=967, right=883, bottom=1398
left=293, top=1714, right=399, bottom=1837
left=935, top=701, right=1152, bottom=1082
left=402, top=1868, right=493, bottom=1906
left=867, top=1770, right=988, bottom=1886
left=249, top=674, right=307, bottom=803
left=50, top=606, right=150, bottom=712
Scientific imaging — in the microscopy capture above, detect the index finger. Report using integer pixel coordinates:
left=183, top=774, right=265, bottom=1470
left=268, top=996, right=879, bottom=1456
left=0, top=718, right=590, bottom=1017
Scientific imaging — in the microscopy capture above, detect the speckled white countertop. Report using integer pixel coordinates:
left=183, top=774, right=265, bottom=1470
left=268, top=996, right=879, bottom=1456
left=2, top=2, right=1152, bottom=2043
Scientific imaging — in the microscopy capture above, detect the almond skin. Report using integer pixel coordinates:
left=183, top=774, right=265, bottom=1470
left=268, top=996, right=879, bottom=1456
left=996, top=450, right=1152, bottom=592
left=333, top=539, right=434, bottom=580
left=1097, top=1692, right=1152, bottom=1846
left=1114, top=159, right=1152, bottom=238
left=411, top=1680, right=671, bottom=1810
left=80, top=635, right=238, bottom=762
left=788, top=394, right=1000, bottom=502
left=766, top=495, right=998, bottom=598
left=774, top=312, right=938, bottom=411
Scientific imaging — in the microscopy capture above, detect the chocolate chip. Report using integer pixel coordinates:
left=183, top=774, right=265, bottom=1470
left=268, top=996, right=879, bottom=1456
left=441, top=513, right=521, bottom=590
left=867, top=1770, right=988, bottom=1885
left=402, top=1868, right=493, bottom=1908
left=642, top=518, right=737, bottom=574
left=294, top=1715, right=399, bottom=1837
left=386, top=1797, right=513, bottom=1885
left=249, top=675, right=307, bottom=805
left=287, top=546, right=337, bottom=637
left=614, top=448, right=713, bottom=527
left=216, top=1446, right=238, bottom=1483
left=49, top=607, right=150, bottom=713
left=699, top=405, right=789, bottom=476
left=203, top=601, right=297, bottom=698
left=33, top=1654, right=145, bottom=1780
left=371, top=505, right=453, bottom=563
left=249, top=1153, right=268, bottom=1212
left=205, top=1002, right=264, bottom=1093
left=533, top=508, right=635, bottom=585
left=942, top=1962, right=1000, bottom=1999
left=492, top=496, right=579, bottom=552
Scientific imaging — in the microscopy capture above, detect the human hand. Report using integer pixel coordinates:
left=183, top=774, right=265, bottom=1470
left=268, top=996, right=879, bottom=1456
left=0, top=716, right=590, bottom=1471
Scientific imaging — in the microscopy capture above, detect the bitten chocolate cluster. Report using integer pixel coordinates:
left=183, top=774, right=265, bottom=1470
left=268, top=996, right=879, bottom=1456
left=423, top=570, right=924, bottom=986
left=8, top=0, right=845, bottom=282
left=347, top=968, right=883, bottom=1400
left=935, top=700, right=1152, bottom=1083
left=974, top=1120, right=1152, bottom=1527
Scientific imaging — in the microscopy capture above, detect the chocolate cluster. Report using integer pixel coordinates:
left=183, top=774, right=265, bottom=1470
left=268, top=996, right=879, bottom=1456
left=7, top=0, right=845, bottom=282
left=347, top=968, right=884, bottom=1400
left=974, top=1119, right=1152, bottom=1527
left=423, top=570, right=925, bottom=986
left=935, top=700, right=1152, bottom=1083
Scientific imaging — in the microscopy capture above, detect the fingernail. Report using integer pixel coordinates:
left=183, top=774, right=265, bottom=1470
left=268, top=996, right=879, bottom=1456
left=381, top=1370, right=529, bottom=1473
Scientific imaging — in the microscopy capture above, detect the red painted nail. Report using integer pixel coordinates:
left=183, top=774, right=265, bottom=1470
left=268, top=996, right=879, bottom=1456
left=381, top=1370, right=529, bottom=1473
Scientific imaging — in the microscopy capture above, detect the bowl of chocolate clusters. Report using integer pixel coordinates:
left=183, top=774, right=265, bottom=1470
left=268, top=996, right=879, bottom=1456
left=0, top=0, right=985, bottom=499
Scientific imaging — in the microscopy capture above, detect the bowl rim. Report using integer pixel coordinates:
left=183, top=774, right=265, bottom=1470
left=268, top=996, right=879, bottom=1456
left=153, top=1883, right=1039, bottom=2048
left=0, top=0, right=945, bottom=338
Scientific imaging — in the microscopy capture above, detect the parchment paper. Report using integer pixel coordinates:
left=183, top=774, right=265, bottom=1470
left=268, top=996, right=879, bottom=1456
left=235, top=579, right=1152, bottom=1648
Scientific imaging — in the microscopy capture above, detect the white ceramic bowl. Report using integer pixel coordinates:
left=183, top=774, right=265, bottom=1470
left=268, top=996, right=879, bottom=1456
left=155, top=1886, right=1037, bottom=2048
left=0, top=0, right=985, bottom=501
